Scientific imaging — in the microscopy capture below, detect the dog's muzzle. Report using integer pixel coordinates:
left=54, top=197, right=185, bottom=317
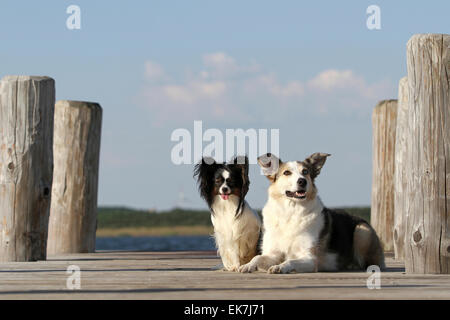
left=285, top=190, right=306, bottom=199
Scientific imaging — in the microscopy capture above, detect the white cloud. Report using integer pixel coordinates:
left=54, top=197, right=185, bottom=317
left=201, top=52, right=260, bottom=80
left=139, top=53, right=394, bottom=124
left=192, top=81, right=227, bottom=98
left=203, top=52, right=238, bottom=77
left=248, top=75, right=304, bottom=98
left=306, top=69, right=393, bottom=112
left=160, top=81, right=227, bottom=104
left=307, top=69, right=392, bottom=101
left=308, top=69, right=363, bottom=91
left=163, top=85, right=194, bottom=104
left=144, top=60, right=168, bottom=82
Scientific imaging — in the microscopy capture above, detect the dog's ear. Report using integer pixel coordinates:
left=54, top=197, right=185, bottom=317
left=229, top=155, right=249, bottom=172
left=229, top=155, right=249, bottom=180
left=304, top=152, right=331, bottom=179
left=228, top=156, right=249, bottom=194
left=257, top=153, right=282, bottom=182
left=228, top=155, right=250, bottom=217
left=193, top=157, right=220, bottom=208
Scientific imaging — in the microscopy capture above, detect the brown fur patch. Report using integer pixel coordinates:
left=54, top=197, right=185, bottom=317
left=271, top=162, right=291, bottom=182
left=231, top=188, right=241, bottom=197
left=212, top=185, right=220, bottom=197
left=353, top=223, right=386, bottom=270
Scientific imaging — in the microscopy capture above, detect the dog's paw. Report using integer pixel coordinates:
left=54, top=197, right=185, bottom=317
left=228, top=265, right=240, bottom=272
left=238, top=263, right=257, bottom=273
left=268, top=264, right=291, bottom=274
left=267, top=264, right=283, bottom=274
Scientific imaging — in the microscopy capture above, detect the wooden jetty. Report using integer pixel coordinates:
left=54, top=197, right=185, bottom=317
left=0, top=33, right=449, bottom=300
left=0, top=251, right=449, bottom=300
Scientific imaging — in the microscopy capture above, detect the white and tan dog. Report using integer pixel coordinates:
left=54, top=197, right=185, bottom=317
left=239, top=152, right=385, bottom=274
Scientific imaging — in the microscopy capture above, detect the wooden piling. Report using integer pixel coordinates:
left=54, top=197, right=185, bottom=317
left=0, top=75, right=55, bottom=262
left=47, top=100, right=102, bottom=254
left=404, top=34, right=450, bottom=273
left=393, top=77, right=409, bottom=261
left=371, top=99, right=397, bottom=252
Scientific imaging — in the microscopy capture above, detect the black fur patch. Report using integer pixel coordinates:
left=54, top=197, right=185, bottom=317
left=193, top=157, right=222, bottom=210
left=321, top=207, right=369, bottom=269
left=227, top=156, right=250, bottom=217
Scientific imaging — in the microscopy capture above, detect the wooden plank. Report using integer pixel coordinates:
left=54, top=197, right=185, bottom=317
left=371, top=100, right=398, bottom=252
left=405, top=34, right=450, bottom=274
left=393, top=77, right=409, bottom=261
left=47, top=101, right=102, bottom=255
left=0, top=76, right=55, bottom=262
left=0, top=251, right=449, bottom=299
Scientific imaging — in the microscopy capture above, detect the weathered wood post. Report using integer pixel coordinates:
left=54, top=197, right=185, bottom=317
left=0, top=76, right=55, bottom=262
left=393, top=77, right=409, bottom=260
left=371, top=99, right=397, bottom=252
left=47, top=100, right=102, bottom=254
left=404, top=34, right=450, bottom=273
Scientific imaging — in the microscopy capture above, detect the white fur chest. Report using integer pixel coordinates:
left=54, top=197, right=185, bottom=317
left=210, top=195, right=261, bottom=270
left=210, top=195, right=241, bottom=239
left=210, top=195, right=260, bottom=240
left=262, top=197, right=324, bottom=259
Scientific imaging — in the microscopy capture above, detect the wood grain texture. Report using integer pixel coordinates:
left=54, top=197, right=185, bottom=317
left=404, top=34, right=450, bottom=274
left=0, top=251, right=449, bottom=299
left=47, top=100, right=102, bottom=255
left=371, top=100, right=398, bottom=252
left=0, top=75, right=55, bottom=262
left=394, top=77, right=409, bottom=261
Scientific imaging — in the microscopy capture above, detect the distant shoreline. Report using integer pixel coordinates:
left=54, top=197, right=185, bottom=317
left=97, top=225, right=214, bottom=237
left=96, top=206, right=370, bottom=237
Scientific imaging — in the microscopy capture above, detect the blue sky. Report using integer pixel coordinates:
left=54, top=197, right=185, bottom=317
left=1, top=1, right=449, bottom=210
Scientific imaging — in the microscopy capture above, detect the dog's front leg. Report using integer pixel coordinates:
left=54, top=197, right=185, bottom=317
left=220, top=246, right=242, bottom=272
left=238, top=252, right=283, bottom=273
left=227, top=254, right=242, bottom=272
left=268, top=257, right=317, bottom=274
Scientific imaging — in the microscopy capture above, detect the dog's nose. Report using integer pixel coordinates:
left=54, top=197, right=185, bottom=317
left=297, top=178, right=307, bottom=188
left=222, top=186, right=229, bottom=193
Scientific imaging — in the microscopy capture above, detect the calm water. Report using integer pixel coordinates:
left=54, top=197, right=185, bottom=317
left=96, top=235, right=216, bottom=251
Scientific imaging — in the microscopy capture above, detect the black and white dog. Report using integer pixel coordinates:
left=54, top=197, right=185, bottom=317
left=194, top=156, right=261, bottom=272
left=239, top=152, right=385, bottom=274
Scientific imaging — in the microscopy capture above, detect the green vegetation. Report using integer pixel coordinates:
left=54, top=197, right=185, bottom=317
left=97, top=206, right=370, bottom=236
left=97, top=207, right=212, bottom=229
left=334, top=207, right=371, bottom=223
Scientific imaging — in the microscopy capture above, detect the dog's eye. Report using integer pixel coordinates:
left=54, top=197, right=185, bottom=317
left=302, top=169, right=309, bottom=175
left=283, top=170, right=292, bottom=176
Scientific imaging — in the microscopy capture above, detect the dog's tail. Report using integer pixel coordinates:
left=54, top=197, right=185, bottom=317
left=353, top=222, right=386, bottom=271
